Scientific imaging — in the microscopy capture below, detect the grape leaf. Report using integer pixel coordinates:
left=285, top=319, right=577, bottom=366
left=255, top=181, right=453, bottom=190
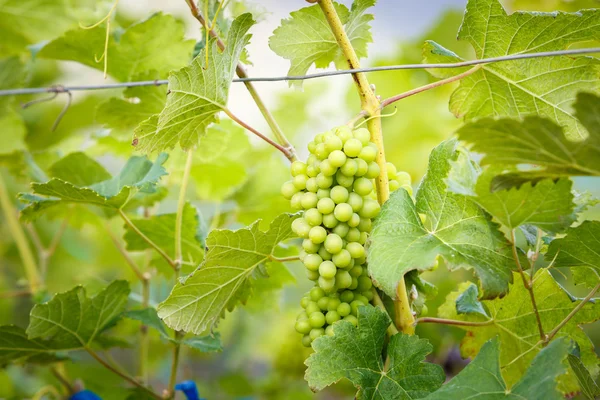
left=19, top=153, right=168, bottom=221
left=567, top=351, right=600, bottom=400
left=571, top=267, right=600, bottom=289
left=546, top=221, right=600, bottom=274
left=368, top=139, right=514, bottom=300
left=39, top=13, right=195, bottom=81
left=456, top=284, right=489, bottom=318
left=305, top=306, right=445, bottom=398
left=134, top=14, right=254, bottom=153
left=157, top=213, right=298, bottom=334
left=424, top=0, right=600, bottom=140
left=438, top=269, right=600, bottom=393
left=268, top=0, right=374, bottom=87
left=456, top=93, right=600, bottom=183
left=123, top=202, right=204, bottom=267
left=0, top=57, right=25, bottom=109
left=48, top=152, right=111, bottom=187
left=0, top=325, right=64, bottom=365
left=424, top=337, right=570, bottom=400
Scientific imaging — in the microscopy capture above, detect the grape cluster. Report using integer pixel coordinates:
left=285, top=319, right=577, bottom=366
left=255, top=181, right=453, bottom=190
left=281, top=126, right=412, bottom=346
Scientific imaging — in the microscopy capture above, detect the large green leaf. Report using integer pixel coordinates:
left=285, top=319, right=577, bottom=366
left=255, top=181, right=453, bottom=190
left=157, top=213, right=298, bottom=334
left=134, top=14, right=254, bottom=153
left=39, top=13, right=195, bottom=81
left=368, top=140, right=514, bottom=300
left=424, top=337, right=570, bottom=400
left=269, top=0, right=374, bottom=87
left=437, top=269, right=600, bottom=393
left=425, top=0, right=600, bottom=140
left=0, top=326, right=64, bottom=365
left=456, top=93, right=600, bottom=181
left=305, top=306, right=445, bottom=399
left=546, top=221, right=600, bottom=274
left=19, top=153, right=168, bottom=221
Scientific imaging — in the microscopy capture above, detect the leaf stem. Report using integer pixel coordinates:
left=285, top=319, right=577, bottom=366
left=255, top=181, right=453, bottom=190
left=118, top=209, right=177, bottom=270
left=166, top=332, right=184, bottom=399
left=0, top=171, right=42, bottom=293
left=380, top=65, right=481, bottom=109
left=415, top=317, right=494, bottom=327
left=84, top=346, right=162, bottom=399
left=510, top=230, right=545, bottom=341
left=139, top=273, right=151, bottom=383
left=270, top=255, right=301, bottom=263
left=544, top=281, right=600, bottom=345
left=318, top=0, right=415, bottom=334
left=222, top=107, right=294, bottom=161
left=184, top=0, right=297, bottom=161
left=175, top=149, right=194, bottom=269
left=50, top=364, right=74, bottom=395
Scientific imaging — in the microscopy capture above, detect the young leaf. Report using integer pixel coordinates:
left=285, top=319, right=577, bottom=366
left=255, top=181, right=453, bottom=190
left=456, top=92, right=600, bottom=182
left=39, top=13, right=195, bottom=81
left=157, top=213, right=298, bottom=334
left=424, top=337, right=570, bottom=400
left=456, top=284, right=489, bottom=318
left=368, top=139, right=514, bottom=300
left=305, top=306, right=445, bottom=398
left=19, top=153, right=168, bottom=221
left=567, top=351, right=600, bottom=400
left=123, top=202, right=204, bottom=267
left=438, top=269, right=600, bottom=392
left=269, top=0, right=374, bottom=87
left=546, top=221, right=600, bottom=274
left=134, top=14, right=255, bottom=153
left=425, top=0, right=600, bottom=140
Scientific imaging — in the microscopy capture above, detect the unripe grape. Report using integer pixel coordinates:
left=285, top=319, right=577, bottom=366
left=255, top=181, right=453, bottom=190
left=291, top=161, right=307, bottom=176
left=306, top=164, right=318, bottom=177
left=340, top=159, right=358, bottom=176
left=293, top=174, right=308, bottom=190
left=302, top=238, right=320, bottom=253
left=359, top=145, right=377, bottom=162
left=351, top=300, right=365, bottom=315
left=317, top=296, right=330, bottom=310
left=309, top=328, right=325, bottom=341
left=347, top=213, right=360, bottom=228
left=396, top=171, right=411, bottom=186
left=358, top=217, right=371, bottom=232
left=292, top=218, right=311, bottom=238
left=362, top=290, right=374, bottom=301
left=318, top=246, right=333, bottom=261
left=333, top=222, right=350, bottom=238
left=306, top=177, right=318, bottom=192
left=346, top=227, right=361, bottom=242
left=386, top=162, right=398, bottom=179
left=319, top=159, right=336, bottom=176
left=316, top=188, right=331, bottom=200
left=300, top=296, right=310, bottom=308
left=349, top=277, right=359, bottom=290
left=309, top=226, right=327, bottom=244
left=344, top=315, right=358, bottom=326
left=306, top=301, right=320, bottom=314
left=281, top=181, right=298, bottom=200
left=328, top=150, right=347, bottom=168
left=319, top=261, right=337, bottom=279
left=335, top=270, right=352, bottom=289
left=301, top=192, right=318, bottom=209
left=290, top=192, right=303, bottom=210
left=325, top=135, right=343, bottom=152
left=326, top=310, right=341, bottom=325
left=365, top=162, right=381, bottom=179
left=359, top=199, right=381, bottom=218
left=334, top=126, right=353, bottom=143
left=314, top=133, right=324, bottom=144
left=332, top=249, right=352, bottom=268
left=354, top=255, right=366, bottom=266
left=316, top=173, right=333, bottom=189
left=302, top=335, right=312, bottom=347
left=307, top=270, right=319, bottom=280
left=304, top=208, right=323, bottom=227
left=328, top=297, right=341, bottom=311
left=322, top=213, right=338, bottom=229
left=318, top=276, right=336, bottom=292
left=315, top=143, right=328, bottom=160
left=343, top=138, right=363, bottom=157
left=359, top=231, right=368, bottom=245
left=334, top=203, right=353, bottom=222
left=304, top=253, right=322, bottom=271
left=297, top=311, right=308, bottom=321
left=330, top=186, right=349, bottom=204
left=346, top=242, right=365, bottom=259
left=389, top=179, right=400, bottom=192
left=353, top=178, right=373, bottom=196
left=317, top=198, right=335, bottom=215
left=324, top=234, right=343, bottom=254
left=340, top=290, right=354, bottom=303
left=310, top=287, right=325, bottom=301
left=325, top=325, right=335, bottom=336
left=307, top=141, right=316, bottom=153
left=337, top=302, right=351, bottom=317
left=356, top=292, right=370, bottom=305
left=347, top=192, right=363, bottom=212
left=295, top=319, right=312, bottom=334
left=353, top=128, right=371, bottom=145
left=349, top=265, right=363, bottom=277
left=355, top=158, right=368, bottom=176
left=335, top=170, right=354, bottom=188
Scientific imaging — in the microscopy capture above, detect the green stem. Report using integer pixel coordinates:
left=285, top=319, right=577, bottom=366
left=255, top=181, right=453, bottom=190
left=0, top=171, right=42, bottom=293
left=270, top=255, right=301, bottom=263
left=175, top=149, right=194, bottom=269
left=318, top=0, right=415, bottom=334
left=167, top=332, right=184, bottom=399
left=139, top=274, right=150, bottom=383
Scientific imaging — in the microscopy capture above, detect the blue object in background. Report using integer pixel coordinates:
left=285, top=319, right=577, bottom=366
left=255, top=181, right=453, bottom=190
left=70, top=390, right=102, bottom=400
left=175, top=380, right=205, bottom=400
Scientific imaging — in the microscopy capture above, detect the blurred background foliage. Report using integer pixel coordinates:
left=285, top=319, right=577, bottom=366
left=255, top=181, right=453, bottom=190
left=0, top=0, right=598, bottom=398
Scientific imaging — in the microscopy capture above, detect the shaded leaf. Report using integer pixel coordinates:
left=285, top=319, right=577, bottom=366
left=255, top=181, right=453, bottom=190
left=456, top=284, right=489, bottom=318
left=567, top=351, right=600, bottom=400
left=0, top=325, right=65, bottom=365
left=546, top=221, right=600, bottom=275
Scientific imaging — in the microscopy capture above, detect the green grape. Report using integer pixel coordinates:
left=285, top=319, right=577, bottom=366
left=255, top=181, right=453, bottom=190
left=317, top=297, right=330, bottom=310
left=318, top=261, right=337, bottom=279
left=318, top=246, right=333, bottom=261
left=340, top=290, right=354, bottom=303
left=304, top=253, right=322, bottom=271
left=290, top=193, right=303, bottom=210
left=362, top=289, right=374, bottom=301
left=352, top=128, right=371, bottom=145
left=340, top=159, right=358, bottom=176
left=307, top=153, right=318, bottom=165
left=300, top=296, right=310, bottom=308
left=337, top=302, right=351, bottom=317
left=349, top=265, right=363, bottom=278
left=318, top=276, right=336, bottom=292
left=307, top=141, right=317, bottom=153
left=325, top=135, right=343, bottom=152
left=355, top=294, right=369, bottom=305
left=302, top=239, right=320, bottom=253
left=292, top=218, right=311, bottom=238
left=350, top=300, right=365, bottom=315
left=316, top=173, right=333, bottom=189
left=389, top=179, right=400, bottom=192
left=302, top=335, right=312, bottom=347
left=347, top=213, right=360, bottom=228
left=334, top=203, right=353, bottom=222
left=346, top=242, right=365, bottom=259
left=295, top=319, right=312, bottom=334
left=309, top=328, right=325, bottom=341
left=328, top=150, right=347, bottom=168
left=365, top=162, right=380, bottom=179
left=396, top=171, right=411, bottom=186
left=420, top=304, right=429, bottom=316
left=354, top=255, right=366, bottom=265
left=293, top=174, right=308, bottom=190
left=306, top=301, right=320, bottom=314
left=335, top=170, right=354, bottom=188
left=281, top=181, right=298, bottom=199
left=385, top=162, right=397, bottom=179
left=301, top=192, right=318, bottom=209
left=299, top=249, right=307, bottom=261
left=332, top=222, right=349, bottom=238
left=326, top=310, right=341, bottom=324
left=305, top=208, right=323, bottom=226
left=359, top=145, right=377, bottom=162
left=355, top=158, right=368, bottom=176
left=347, top=192, right=363, bottom=212
left=353, top=178, right=373, bottom=196
left=314, top=133, right=324, bottom=144
left=316, top=188, right=331, bottom=200
left=334, top=126, right=353, bottom=142
left=359, top=231, right=368, bottom=245
left=358, top=217, right=371, bottom=232
left=322, top=213, right=338, bottom=229
left=324, top=234, right=343, bottom=254
left=315, top=143, right=329, bottom=160
left=317, top=198, right=335, bottom=215
left=332, top=249, right=352, bottom=268
left=359, top=199, right=381, bottom=218
left=344, top=138, right=363, bottom=157
left=325, top=325, right=335, bottom=336
left=335, top=270, right=352, bottom=289
left=344, top=315, right=358, bottom=326
left=330, top=186, right=349, bottom=204
left=328, top=297, right=341, bottom=311
left=309, top=226, right=327, bottom=244
left=306, top=177, right=318, bottom=193
left=306, top=164, right=318, bottom=177
left=291, top=161, right=307, bottom=177
left=310, top=287, right=325, bottom=301
left=319, top=159, right=336, bottom=176
left=297, top=311, right=308, bottom=321
left=349, top=277, right=359, bottom=290
left=346, top=227, right=361, bottom=242
left=307, top=270, right=319, bottom=281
